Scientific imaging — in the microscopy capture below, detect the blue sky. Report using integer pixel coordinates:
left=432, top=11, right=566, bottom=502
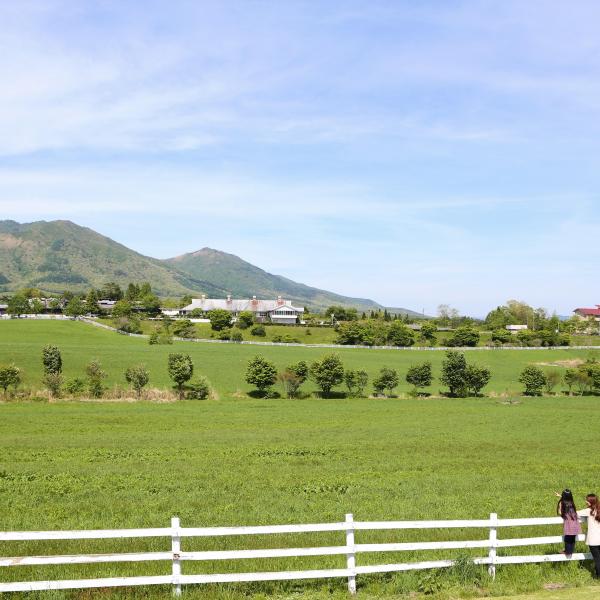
left=1, top=1, right=599, bottom=316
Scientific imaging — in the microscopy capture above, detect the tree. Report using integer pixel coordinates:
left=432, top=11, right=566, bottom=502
left=325, top=306, right=358, bottom=321
left=387, top=322, right=415, bottom=347
left=373, top=367, right=399, bottom=396
left=278, top=370, right=302, bottom=398
left=30, top=298, right=45, bottom=314
left=518, top=366, right=546, bottom=396
left=406, top=362, right=433, bottom=394
left=464, top=365, right=491, bottom=396
left=446, top=327, right=480, bottom=347
left=250, top=324, right=266, bottom=337
left=246, top=356, right=277, bottom=394
left=125, top=364, right=150, bottom=398
left=180, top=295, right=192, bottom=308
left=491, top=329, right=512, bottom=345
left=419, top=322, right=437, bottom=345
left=139, top=282, right=152, bottom=297
left=237, top=311, right=254, bottom=329
left=125, top=283, right=140, bottom=301
left=172, top=319, right=196, bottom=338
left=42, top=344, right=63, bottom=398
left=440, top=351, right=468, bottom=397
left=309, top=354, right=344, bottom=397
left=64, top=296, right=86, bottom=317
left=85, top=289, right=101, bottom=314
left=100, top=282, right=123, bottom=301
left=168, top=354, right=194, bottom=398
left=42, top=345, right=62, bottom=375
left=564, top=368, right=578, bottom=395
left=437, top=304, right=461, bottom=327
left=289, top=361, right=308, bottom=384
left=86, top=360, right=107, bottom=398
left=344, top=370, right=369, bottom=397
left=7, top=294, right=30, bottom=316
left=209, top=309, right=233, bottom=331
left=140, top=294, right=161, bottom=316
left=544, top=370, right=562, bottom=394
left=114, top=316, right=142, bottom=334
left=112, top=300, right=133, bottom=318
left=0, top=364, right=21, bottom=397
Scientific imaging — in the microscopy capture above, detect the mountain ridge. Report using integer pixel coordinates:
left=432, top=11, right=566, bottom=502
left=0, top=219, right=421, bottom=314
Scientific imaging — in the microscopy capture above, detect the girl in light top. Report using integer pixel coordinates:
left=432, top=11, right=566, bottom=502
left=578, top=494, right=600, bottom=578
left=555, top=489, right=581, bottom=557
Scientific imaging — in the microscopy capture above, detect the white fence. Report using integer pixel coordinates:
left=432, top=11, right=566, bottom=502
left=0, top=513, right=593, bottom=594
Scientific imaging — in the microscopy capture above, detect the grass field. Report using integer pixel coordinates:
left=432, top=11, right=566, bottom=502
left=2, top=320, right=600, bottom=599
left=2, top=320, right=599, bottom=397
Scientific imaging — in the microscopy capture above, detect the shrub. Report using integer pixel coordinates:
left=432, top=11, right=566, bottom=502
left=246, top=356, right=277, bottom=394
left=168, top=354, right=194, bottom=398
left=0, top=364, right=21, bottom=397
left=158, top=333, right=173, bottom=345
left=518, top=366, right=546, bottom=396
left=464, top=365, right=491, bottom=396
left=373, top=367, right=399, bottom=396
left=230, top=330, right=243, bottom=342
left=43, top=372, right=63, bottom=398
left=406, top=362, right=433, bottom=394
left=446, top=327, right=480, bottom=347
left=148, top=331, right=160, bottom=345
left=216, top=328, right=231, bottom=340
left=544, top=370, right=562, bottom=394
left=186, top=376, right=211, bottom=400
left=86, top=360, right=107, bottom=398
left=209, top=309, right=233, bottom=331
left=114, top=316, right=142, bottom=334
left=278, top=370, right=303, bottom=398
left=42, top=345, right=62, bottom=375
left=344, top=370, right=369, bottom=397
left=172, top=319, right=196, bottom=339
left=237, top=311, right=254, bottom=329
left=250, top=324, right=266, bottom=337
left=419, top=322, right=437, bottom=345
left=125, top=364, right=150, bottom=398
left=387, top=322, right=415, bottom=347
left=309, top=354, right=344, bottom=397
left=64, top=377, right=86, bottom=396
left=491, top=329, right=512, bottom=345
left=440, top=351, right=468, bottom=396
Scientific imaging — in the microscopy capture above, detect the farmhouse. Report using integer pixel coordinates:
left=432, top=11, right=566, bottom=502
left=574, top=305, right=600, bottom=320
left=506, top=324, right=528, bottom=333
left=180, top=295, right=304, bottom=324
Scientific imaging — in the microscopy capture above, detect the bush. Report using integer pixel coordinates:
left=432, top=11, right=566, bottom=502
left=237, top=311, right=254, bottom=329
left=246, top=356, right=277, bottom=394
left=344, top=370, right=369, bottom=397
left=406, top=362, right=432, bottom=394
left=544, top=370, right=562, bottom=394
left=387, top=322, right=415, bottom=347
left=168, top=354, right=194, bottom=398
left=172, top=319, right=196, bottom=338
left=0, top=364, right=21, bottom=397
left=491, top=329, right=512, bottom=344
left=230, top=330, right=243, bottom=342
left=373, top=367, right=399, bottom=396
left=125, top=364, right=150, bottom=398
left=43, top=372, right=63, bottom=398
left=186, top=376, right=211, bottom=400
left=86, top=360, right=107, bottom=398
left=148, top=331, right=159, bottom=345
left=278, top=370, right=303, bottom=398
left=209, top=309, right=233, bottom=331
left=440, top=351, right=491, bottom=397
left=310, top=354, right=344, bottom=397
left=250, top=324, right=266, bottom=337
left=518, top=366, right=546, bottom=396
left=464, top=365, right=491, bottom=396
left=42, top=345, right=62, bottom=375
left=216, top=328, right=232, bottom=340
left=114, top=316, right=142, bottom=334
left=446, top=327, right=480, bottom=347
left=64, top=377, right=86, bottom=396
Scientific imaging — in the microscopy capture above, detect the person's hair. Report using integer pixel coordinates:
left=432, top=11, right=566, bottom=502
left=587, top=494, right=600, bottom=523
left=557, top=489, right=577, bottom=520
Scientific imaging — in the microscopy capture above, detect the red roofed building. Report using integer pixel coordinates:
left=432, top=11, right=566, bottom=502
left=574, top=305, right=600, bottom=319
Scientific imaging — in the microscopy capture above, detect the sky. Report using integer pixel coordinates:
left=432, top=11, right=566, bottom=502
left=1, top=1, right=599, bottom=317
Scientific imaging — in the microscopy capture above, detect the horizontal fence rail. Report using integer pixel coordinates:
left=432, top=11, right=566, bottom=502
left=0, top=513, right=594, bottom=595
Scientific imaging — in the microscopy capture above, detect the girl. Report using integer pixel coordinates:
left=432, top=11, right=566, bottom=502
left=578, top=494, right=600, bottom=578
left=555, top=489, right=581, bottom=557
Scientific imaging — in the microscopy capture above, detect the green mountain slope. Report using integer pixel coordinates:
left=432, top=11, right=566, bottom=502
left=0, top=219, right=421, bottom=314
left=165, top=247, right=385, bottom=311
left=0, top=220, right=226, bottom=297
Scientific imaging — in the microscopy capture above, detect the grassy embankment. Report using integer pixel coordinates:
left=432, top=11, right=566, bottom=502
left=2, top=320, right=600, bottom=599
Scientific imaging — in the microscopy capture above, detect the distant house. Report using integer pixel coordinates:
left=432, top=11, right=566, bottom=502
left=506, top=324, right=528, bottom=333
left=180, top=295, right=304, bottom=324
left=98, top=300, right=117, bottom=311
left=0, top=304, right=7, bottom=316
left=574, top=305, right=600, bottom=321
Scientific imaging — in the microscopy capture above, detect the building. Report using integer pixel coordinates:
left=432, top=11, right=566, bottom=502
left=180, top=295, right=304, bottom=324
left=573, top=305, right=600, bottom=321
left=0, top=304, right=7, bottom=316
left=505, top=324, right=528, bottom=333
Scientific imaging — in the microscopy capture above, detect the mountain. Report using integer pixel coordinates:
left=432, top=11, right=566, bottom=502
left=0, top=220, right=227, bottom=298
left=0, top=219, right=421, bottom=314
left=165, top=247, right=384, bottom=312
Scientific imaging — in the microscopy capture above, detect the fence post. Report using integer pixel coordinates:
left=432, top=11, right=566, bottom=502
left=172, top=516, right=182, bottom=596
left=345, top=513, right=357, bottom=595
left=488, top=512, right=498, bottom=580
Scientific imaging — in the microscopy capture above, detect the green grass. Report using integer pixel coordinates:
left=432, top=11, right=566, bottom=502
left=2, top=320, right=600, bottom=599
left=2, top=320, right=599, bottom=396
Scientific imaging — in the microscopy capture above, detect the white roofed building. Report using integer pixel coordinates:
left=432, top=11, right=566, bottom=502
left=180, top=295, right=304, bottom=324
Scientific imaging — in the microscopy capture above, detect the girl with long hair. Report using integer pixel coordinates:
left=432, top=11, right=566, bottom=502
left=578, top=493, right=600, bottom=578
left=555, top=489, right=581, bottom=557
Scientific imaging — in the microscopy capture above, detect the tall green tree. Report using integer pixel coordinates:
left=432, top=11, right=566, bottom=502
left=309, top=354, right=344, bottom=397
left=406, top=362, right=433, bottom=394
left=85, top=289, right=101, bottom=314
left=168, top=354, right=194, bottom=398
left=7, top=294, right=30, bottom=316
left=246, top=356, right=277, bottom=394
left=373, top=367, right=399, bottom=396
left=64, top=296, right=86, bottom=317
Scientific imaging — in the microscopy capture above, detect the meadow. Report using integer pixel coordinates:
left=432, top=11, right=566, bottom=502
left=2, top=320, right=600, bottom=599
